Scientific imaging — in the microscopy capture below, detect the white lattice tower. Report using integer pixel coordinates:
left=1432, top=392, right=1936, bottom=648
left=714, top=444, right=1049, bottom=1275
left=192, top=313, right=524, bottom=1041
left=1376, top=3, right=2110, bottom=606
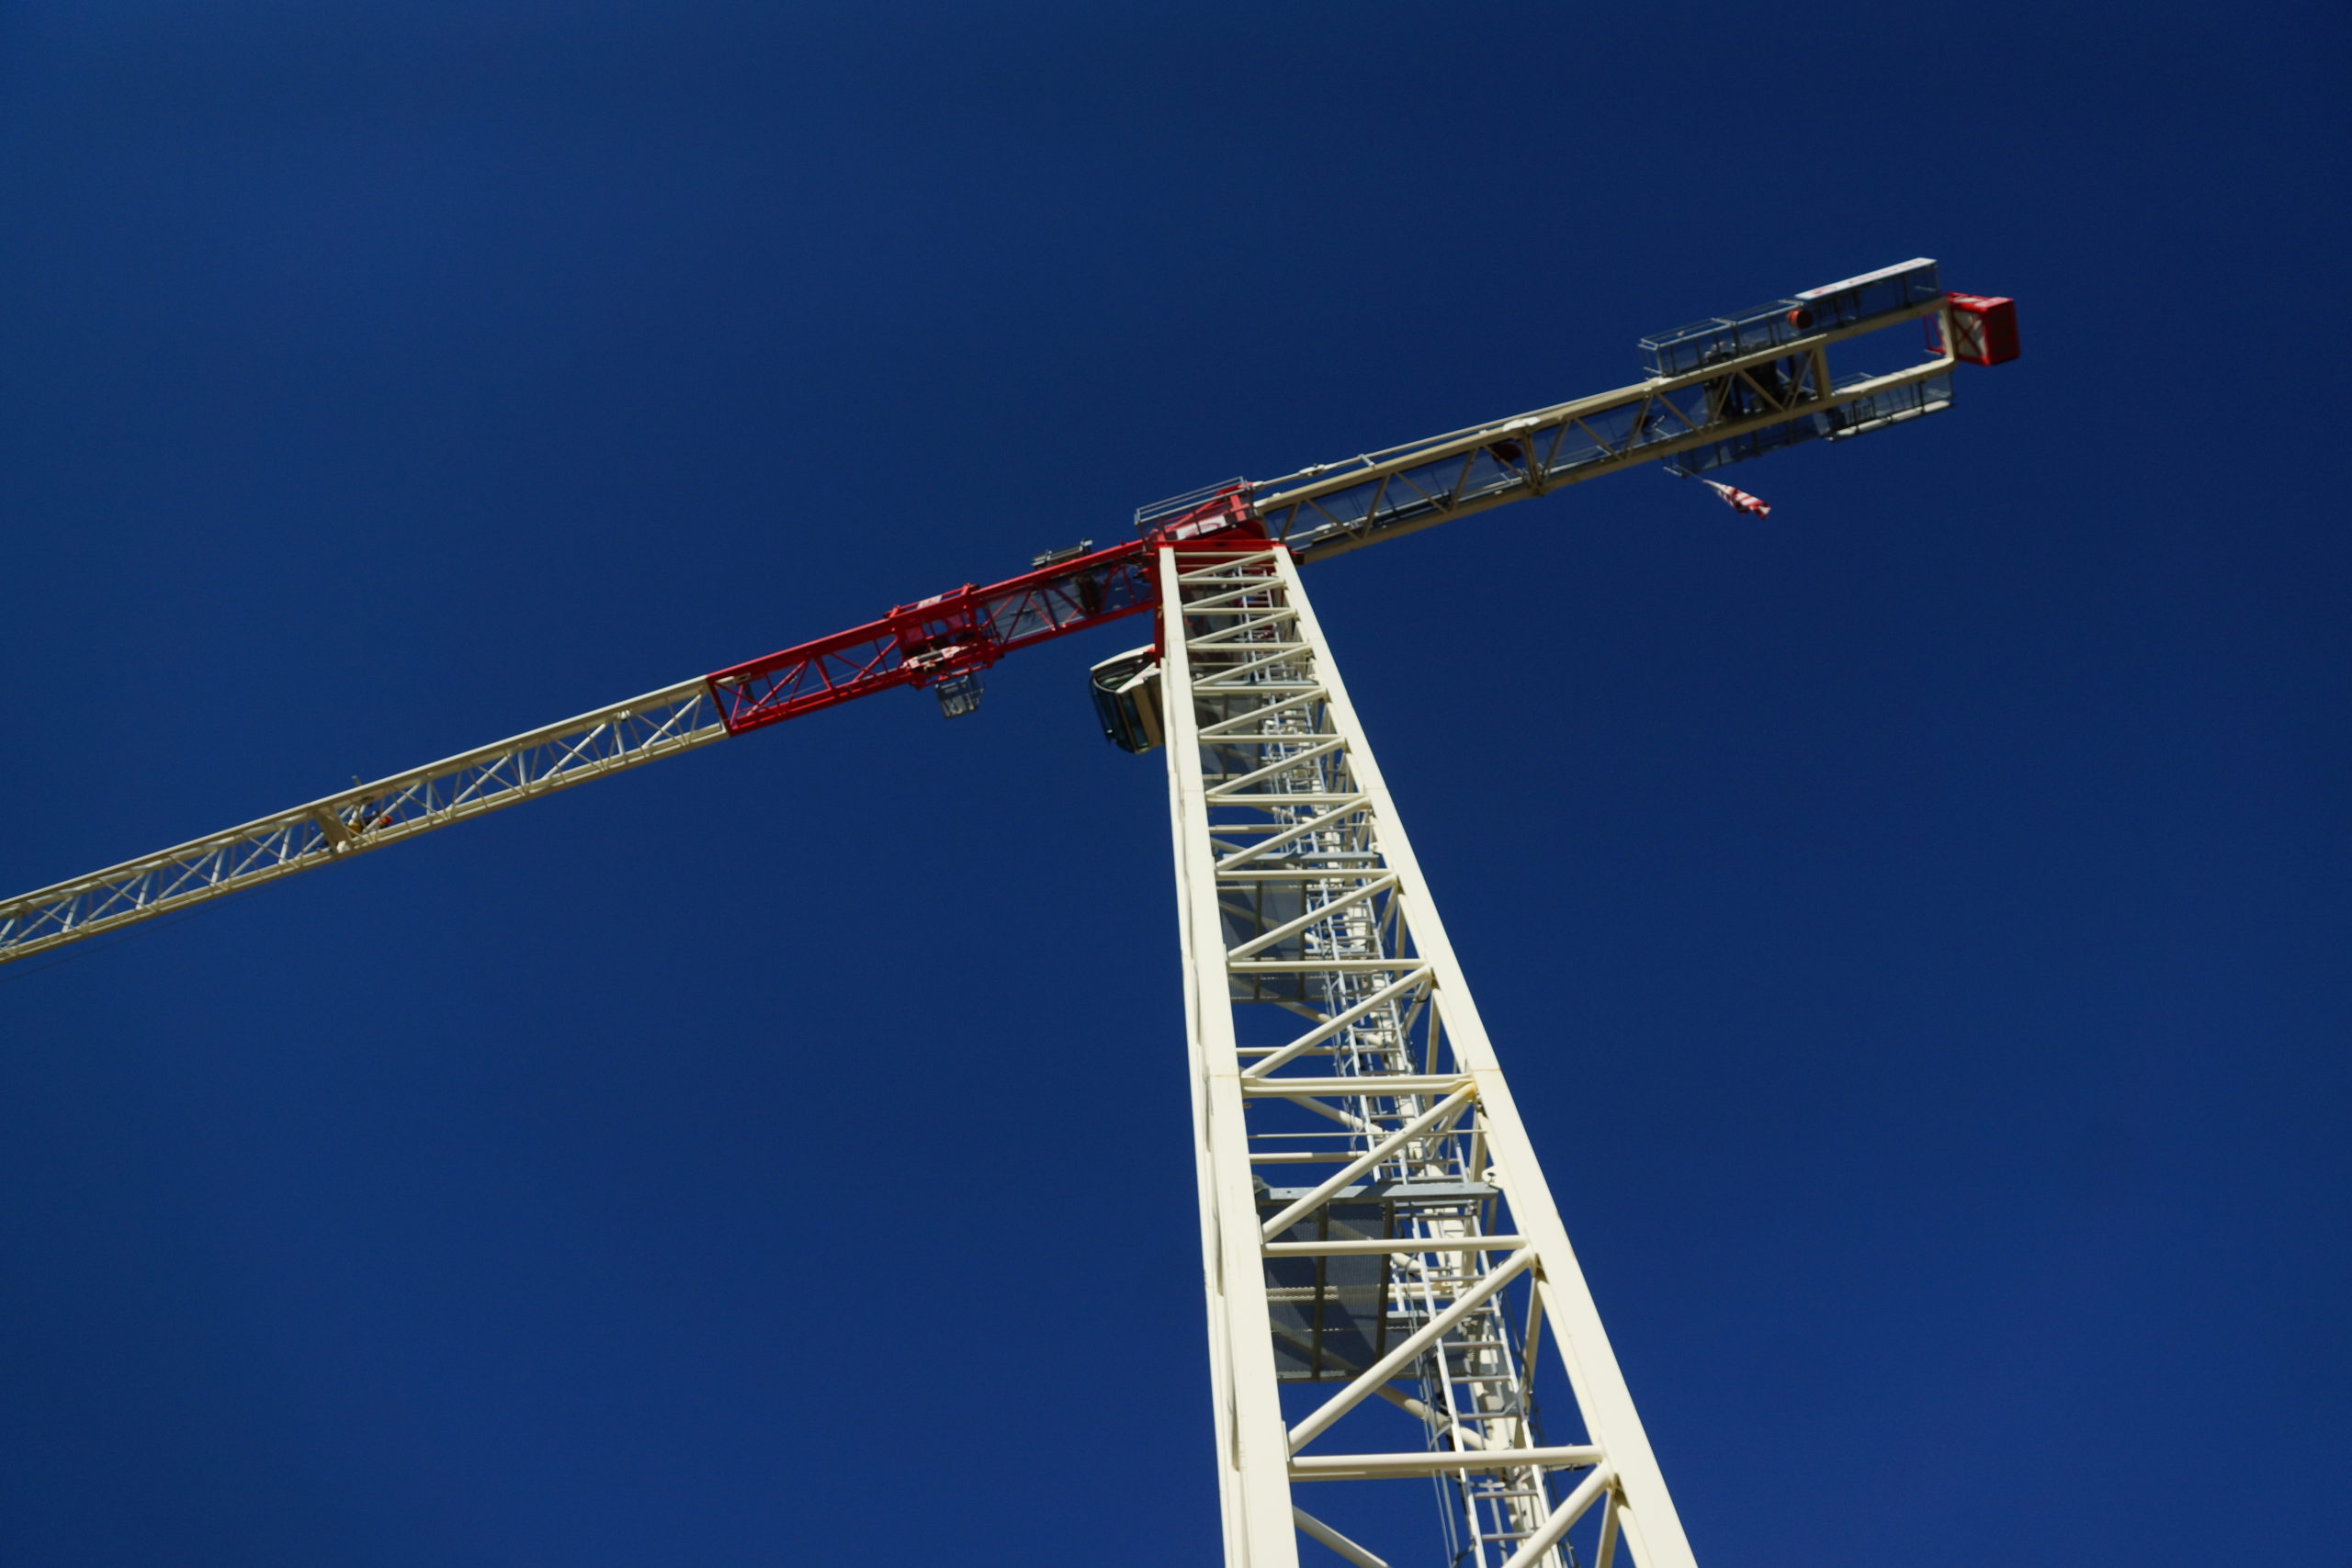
left=1159, top=542, right=1701, bottom=1568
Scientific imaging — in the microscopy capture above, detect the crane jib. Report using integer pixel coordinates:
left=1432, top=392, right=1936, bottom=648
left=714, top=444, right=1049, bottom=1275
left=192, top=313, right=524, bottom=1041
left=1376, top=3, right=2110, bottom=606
left=701, top=537, right=1164, bottom=735
left=0, top=261, right=2016, bottom=965
left=702, top=481, right=1264, bottom=735
left=1255, top=263, right=2016, bottom=563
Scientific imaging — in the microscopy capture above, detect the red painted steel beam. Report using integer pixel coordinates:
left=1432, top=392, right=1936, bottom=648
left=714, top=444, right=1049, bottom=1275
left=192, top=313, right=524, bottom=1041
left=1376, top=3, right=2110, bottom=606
left=703, top=484, right=1262, bottom=735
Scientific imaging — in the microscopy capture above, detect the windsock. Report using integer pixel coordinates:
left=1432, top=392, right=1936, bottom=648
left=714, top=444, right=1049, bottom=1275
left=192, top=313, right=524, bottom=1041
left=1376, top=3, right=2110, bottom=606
left=1702, top=479, right=1771, bottom=518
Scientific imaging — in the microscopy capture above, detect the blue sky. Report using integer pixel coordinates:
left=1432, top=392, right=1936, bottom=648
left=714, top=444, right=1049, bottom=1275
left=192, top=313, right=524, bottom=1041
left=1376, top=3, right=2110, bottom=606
left=1, top=5, right=2345, bottom=1564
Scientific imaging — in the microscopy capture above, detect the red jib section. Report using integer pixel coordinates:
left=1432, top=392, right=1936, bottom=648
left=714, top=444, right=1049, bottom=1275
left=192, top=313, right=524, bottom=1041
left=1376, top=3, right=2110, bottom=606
left=703, top=484, right=1262, bottom=735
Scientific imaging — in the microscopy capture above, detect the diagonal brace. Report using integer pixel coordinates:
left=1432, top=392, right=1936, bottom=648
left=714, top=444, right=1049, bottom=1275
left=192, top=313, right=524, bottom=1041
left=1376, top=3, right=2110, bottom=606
left=1205, top=737, right=1347, bottom=798
left=1287, top=1245, right=1535, bottom=1453
left=1261, top=1085, right=1477, bottom=1242
left=1216, top=797, right=1370, bottom=871
left=1226, top=874, right=1397, bottom=960
left=1293, top=1507, right=1391, bottom=1568
left=1498, top=1467, right=1616, bottom=1568
left=1241, top=964, right=1432, bottom=1078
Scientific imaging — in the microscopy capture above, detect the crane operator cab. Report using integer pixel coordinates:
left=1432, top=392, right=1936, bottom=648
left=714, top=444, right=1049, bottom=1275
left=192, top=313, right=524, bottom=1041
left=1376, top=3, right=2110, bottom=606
left=1090, top=647, right=1163, bottom=753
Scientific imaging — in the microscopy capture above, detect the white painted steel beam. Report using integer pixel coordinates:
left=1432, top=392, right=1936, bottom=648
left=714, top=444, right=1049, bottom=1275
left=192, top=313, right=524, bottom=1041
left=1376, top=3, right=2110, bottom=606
left=1498, top=1467, right=1617, bottom=1568
left=0, top=681, right=723, bottom=964
left=1288, top=1448, right=1605, bottom=1482
left=1263, top=1237, right=1528, bottom=1258
left=1164, top=547, right=1306, bottom=1568
left=1294, top=1508, right=1392, bottom=1568
left=1161, top=544, right=1701, bottom=1568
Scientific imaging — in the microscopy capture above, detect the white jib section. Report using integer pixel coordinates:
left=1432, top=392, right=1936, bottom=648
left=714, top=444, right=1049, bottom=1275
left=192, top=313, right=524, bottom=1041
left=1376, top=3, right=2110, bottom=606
left=0, top=679, right=726, bottom=964
left=1159, top=544, right=1702, bottom=1568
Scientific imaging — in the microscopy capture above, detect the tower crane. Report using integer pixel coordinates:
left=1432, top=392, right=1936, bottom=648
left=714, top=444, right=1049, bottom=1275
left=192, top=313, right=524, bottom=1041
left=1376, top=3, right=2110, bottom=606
left=2, top=260, right=2018, bottom=1568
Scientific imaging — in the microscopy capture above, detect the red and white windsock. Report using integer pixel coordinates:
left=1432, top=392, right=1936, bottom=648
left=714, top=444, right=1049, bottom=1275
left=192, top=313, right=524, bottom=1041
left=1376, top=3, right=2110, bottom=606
left=1702, top=479, right=1771, bottom=518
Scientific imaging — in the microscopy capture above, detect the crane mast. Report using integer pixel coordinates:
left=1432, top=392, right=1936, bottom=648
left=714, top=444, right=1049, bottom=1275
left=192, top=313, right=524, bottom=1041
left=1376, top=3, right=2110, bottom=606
left=0, top=260, right=2018, bottom=1568
left=1163, top=543, right=1693, bottom=1567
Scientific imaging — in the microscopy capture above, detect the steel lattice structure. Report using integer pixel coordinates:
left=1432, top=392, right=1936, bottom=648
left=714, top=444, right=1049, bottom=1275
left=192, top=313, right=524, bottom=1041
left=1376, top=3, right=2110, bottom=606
left=1164, top=545, right=1690, bottom=1568
left=0, top=682, right=727, bottom=961
left=1, top=259, right=2018, bottom=1565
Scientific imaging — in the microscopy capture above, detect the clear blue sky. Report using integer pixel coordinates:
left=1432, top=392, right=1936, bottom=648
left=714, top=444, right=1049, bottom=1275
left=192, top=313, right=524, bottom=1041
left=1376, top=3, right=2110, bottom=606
left=2, top=5, right=2344, bottom=1564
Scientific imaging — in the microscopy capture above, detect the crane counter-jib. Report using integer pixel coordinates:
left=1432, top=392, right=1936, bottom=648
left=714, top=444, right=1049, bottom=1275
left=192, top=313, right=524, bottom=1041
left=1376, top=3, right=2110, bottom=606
left=0, top=258, right=2016, bottom=965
